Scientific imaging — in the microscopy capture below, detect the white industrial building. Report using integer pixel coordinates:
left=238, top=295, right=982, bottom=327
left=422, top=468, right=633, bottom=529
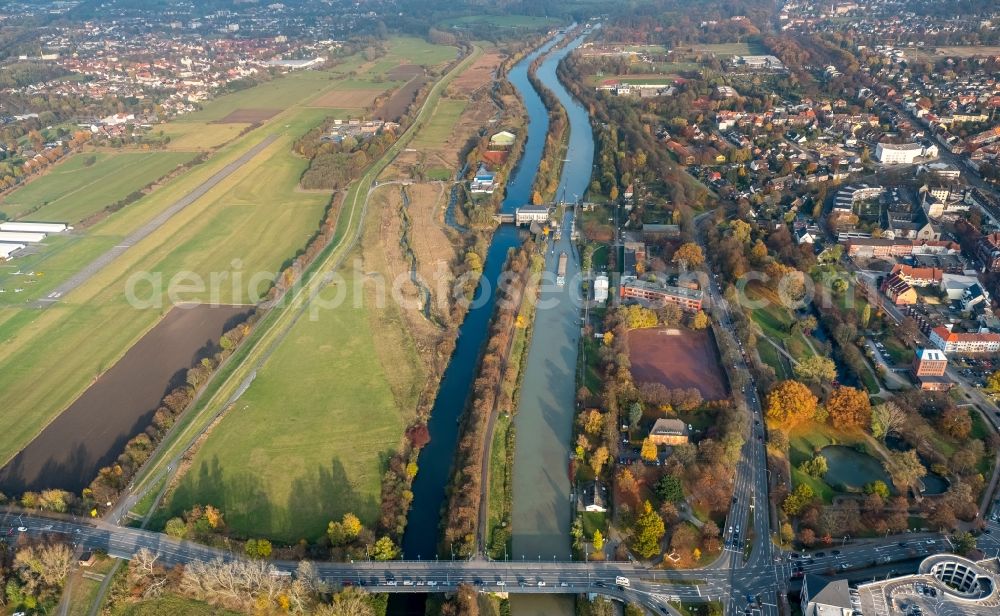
left=0, top=231, right=46, bottom=243
left=0, top=243, right=25, bottom=260
left=593, top=275, right=609, bottom=303
left=0, top=221, right=69, bottom=234
left=876, top=142, right=937, bottom=164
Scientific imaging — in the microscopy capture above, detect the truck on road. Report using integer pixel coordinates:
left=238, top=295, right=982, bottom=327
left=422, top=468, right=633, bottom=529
left=556, top=251, right=567, bottom=286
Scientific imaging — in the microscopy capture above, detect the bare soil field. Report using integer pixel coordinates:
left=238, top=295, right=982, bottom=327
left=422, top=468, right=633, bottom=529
left=308, top=88, right=386, bottom=109
left=375, top=75, right=429, bottom=122
left=450, top=52, right=502, bottom=95
left=388, top=64, right=423, bottom=80
left=0, top=304, right=249, bottom=493
left=627, top=327, right=729, bottom=400
left=905, top=46, right=1000, bottom=60
left=212, top=108, right=281, bottom=123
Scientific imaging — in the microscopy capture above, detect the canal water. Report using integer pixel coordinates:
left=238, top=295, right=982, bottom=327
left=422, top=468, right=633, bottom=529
left=508, top=33, right=594, bottom=616
left=400, top=35, right=560, bottom=561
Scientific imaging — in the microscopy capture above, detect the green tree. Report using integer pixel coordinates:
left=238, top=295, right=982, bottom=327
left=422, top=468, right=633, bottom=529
left=164, top=517, right=187, bottom=539
left=952, top=531, right=976, bottom=556
left=793, top=356, right=838, bottom=384
left=245, top=538, right=272, bottom=559
left=864, top=480, right=890, bottom=499
left=631, top=501, right=666, bottom=559
left=655, top=474, right=684, bottom=503
left=592, top=529, right=604, bottom=551
left=371, top=536, right=399, bottom=561
left=782, top=484, right=815, bottom=517
left=628, top=402, right=643, bottom=429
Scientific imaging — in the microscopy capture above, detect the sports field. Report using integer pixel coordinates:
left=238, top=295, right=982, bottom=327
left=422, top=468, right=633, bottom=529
left=627, top=328, right=729, bottom=400
left=0, top=151, right=195, bottom=223
left=161, top=275, right=420, bottom=541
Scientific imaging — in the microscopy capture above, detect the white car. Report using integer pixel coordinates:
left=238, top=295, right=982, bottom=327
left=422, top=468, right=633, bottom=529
left=537, top=581, right=546, bottom=587
left=427, top=581, right=438, bottom=587
left=16, top=527, right=26, bottom=532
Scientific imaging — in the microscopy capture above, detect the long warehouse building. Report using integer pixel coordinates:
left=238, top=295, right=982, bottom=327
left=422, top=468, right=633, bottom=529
left=0, top=243, right=26, bottom=259
left=0, top=221, right=69, bottom=233
left=0, top=231, right=47, bottom=243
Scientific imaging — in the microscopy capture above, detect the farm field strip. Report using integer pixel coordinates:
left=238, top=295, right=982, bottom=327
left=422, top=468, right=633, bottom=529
left=38, top=135, right=279, bottom=305
left=0, top=151, right=196, bottom=223
left=126, top=45, right=484, bottom=518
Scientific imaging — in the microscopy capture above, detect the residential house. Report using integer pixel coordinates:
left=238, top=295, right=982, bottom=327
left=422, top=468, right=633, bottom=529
left=929, top=326, right=1000, bottom=354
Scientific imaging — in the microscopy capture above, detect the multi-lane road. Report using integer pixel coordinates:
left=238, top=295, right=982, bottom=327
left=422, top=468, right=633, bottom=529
left=1, top=510, right=972, bottom=615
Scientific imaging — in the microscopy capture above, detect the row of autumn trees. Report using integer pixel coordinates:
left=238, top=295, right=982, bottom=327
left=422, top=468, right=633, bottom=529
left=442, top=243, right=540, bottom=558
left=110, top=549, right=387, bottom=615
left=526, top=58, right=568, bottom=204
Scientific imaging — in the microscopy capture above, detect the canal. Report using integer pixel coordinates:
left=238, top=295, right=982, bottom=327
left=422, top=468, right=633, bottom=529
left=509, top=33, right=595, bottom=616
left=392, top=31, right=595, bottom=616
left=400, top=35, right=560, bottom=561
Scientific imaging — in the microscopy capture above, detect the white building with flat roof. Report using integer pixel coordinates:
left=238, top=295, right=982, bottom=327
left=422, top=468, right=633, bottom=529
left=594, top=275, right=609, bottom=303
left=876, top=142, right=936, bottom=164
left=0, top=221, right=68, bottom=234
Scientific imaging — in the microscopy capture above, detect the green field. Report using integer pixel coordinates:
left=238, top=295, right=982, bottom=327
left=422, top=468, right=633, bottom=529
left=441, top=14, right=559, bottom=29
left=0, top=151, right=195, bottom=223
left=412, top=99, right=468, bottom=148
left=152, top=122, right=250, bottom=150
left=689, top=42, right=767, bottom=57
left=160, top=275, right=417, bottom=542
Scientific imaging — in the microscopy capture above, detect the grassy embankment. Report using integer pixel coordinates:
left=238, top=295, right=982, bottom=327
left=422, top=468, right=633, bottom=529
left=143, top=43, right=479, bottom=541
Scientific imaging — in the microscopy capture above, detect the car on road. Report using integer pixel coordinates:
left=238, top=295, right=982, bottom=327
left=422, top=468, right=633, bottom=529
left=496, top=581, right=505, bottom=587
left=815, top=552, right=825, bottom=557
left=427, top=581, right=438, bottom=587
left=16, top=527, right=26, bottom=532
left=537, top=581, right=546, bottom=587
left=832, top=550, right=841, bottom=555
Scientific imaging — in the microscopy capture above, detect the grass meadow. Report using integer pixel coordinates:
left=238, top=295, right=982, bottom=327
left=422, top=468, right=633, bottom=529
left=0, top=151, right=195, bottom=222
left=412, top=99, right=468, bottom=148
left=160, top=275, right=414, bottom=542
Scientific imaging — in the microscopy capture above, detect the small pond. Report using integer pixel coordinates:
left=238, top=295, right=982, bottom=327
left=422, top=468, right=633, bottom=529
left=821, top=445, right=894, bottom=493
left=883, top=434, right=950, bottom=495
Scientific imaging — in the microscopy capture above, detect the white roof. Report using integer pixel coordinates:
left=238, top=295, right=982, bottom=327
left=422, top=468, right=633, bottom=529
left=0, top=243, right=25, bottom=259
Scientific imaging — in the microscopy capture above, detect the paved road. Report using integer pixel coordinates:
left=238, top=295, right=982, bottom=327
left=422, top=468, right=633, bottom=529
left=0, top=510, right=976, bottom=616
left=35, top=134, right=279, bottom=306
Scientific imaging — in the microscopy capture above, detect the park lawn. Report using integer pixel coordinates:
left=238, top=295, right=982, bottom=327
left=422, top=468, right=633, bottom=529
left=112, top=596, right=244, bottom=616
left=161, top=275, right=416, bottom=542
left=581, top=510, right=608, bottom=538
left=756, top=339, right=789, bottom=378
left=487, top=414, right=513, bottom=558
left=152, top=122, right=250, bottom=150
left=787, top=422, right=870, bottom=503
left=412, top=99, right=468, bottom=148
left=880, top=332, right=913, bottom=365
left=0, top=151, right=195, bottom=223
